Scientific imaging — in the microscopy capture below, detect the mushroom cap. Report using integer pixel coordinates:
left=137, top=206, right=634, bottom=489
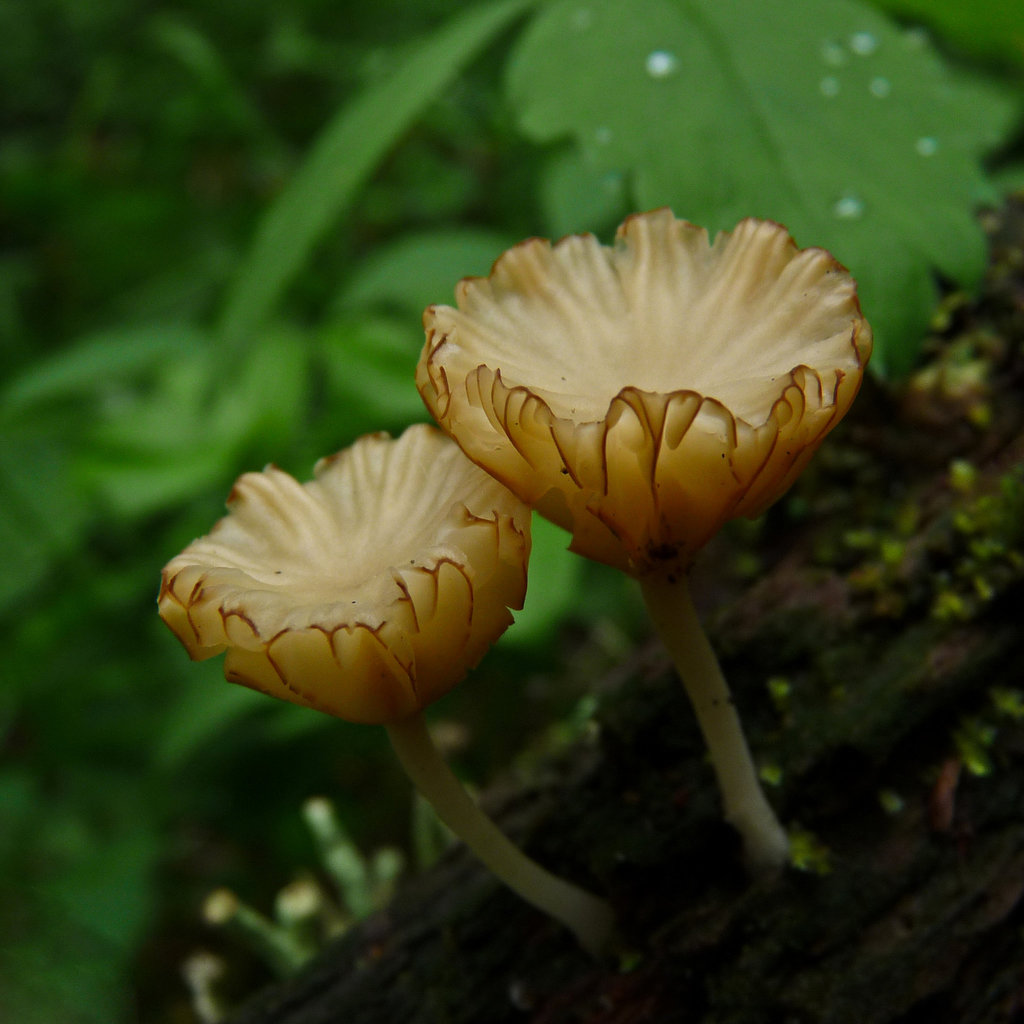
left=416, top=209, right=872, bottom=576
left=158, top=424, right=531, bottom=724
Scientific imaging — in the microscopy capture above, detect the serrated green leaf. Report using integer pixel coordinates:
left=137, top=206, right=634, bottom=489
left=217, top=0, right=535, bottom=349
left=507, top=0, right=1018, bottom=374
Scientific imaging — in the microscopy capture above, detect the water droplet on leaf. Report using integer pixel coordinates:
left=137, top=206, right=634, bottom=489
left=819, top=76, right=840, bottom=98
left=833, top=194, right=865, bottom=219
left=869, top=76, right=891, bottom=98
left=849, top=31, right=878, bottom=56
left=915, top=136, right=938, bottom=156
left=594, top=126, right=613, bottom=145
left=645, top=50, right=679, bottom=79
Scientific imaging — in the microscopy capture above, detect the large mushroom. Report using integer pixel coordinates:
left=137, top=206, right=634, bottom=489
left=417, top=209, right=872, bottom=871
left=159, top=424, right=613, bottom=954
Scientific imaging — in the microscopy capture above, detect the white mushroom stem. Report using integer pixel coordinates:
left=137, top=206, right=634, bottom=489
left=385, top=711, right=615, bottom=957
left=638, top=572, right=790, bottom=874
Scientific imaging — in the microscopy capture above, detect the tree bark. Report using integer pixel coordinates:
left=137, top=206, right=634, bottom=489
left=229, top=200, right=1024, bottom=1024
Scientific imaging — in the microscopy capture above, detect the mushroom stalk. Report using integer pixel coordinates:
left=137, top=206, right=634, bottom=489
left=386, top=711, right=614, bottom=957
left=638, top=572, right=789, bottom=873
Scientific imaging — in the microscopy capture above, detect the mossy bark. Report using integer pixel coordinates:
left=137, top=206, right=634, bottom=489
left=229, top=199, right=1024, bottom=1024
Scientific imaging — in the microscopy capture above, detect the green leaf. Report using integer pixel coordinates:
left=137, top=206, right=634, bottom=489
left=0, top=771, right=160, bottom=1024
left=148, top=12, right=276, bottom=140
left=869, top=0, right=1024, bottom=67
left=537, top=147, right=629, bottom=238
left=336, top=228, right=516, bottom=316
left=318, top=314, right=431, bottom=433
left=210, top=324, right=310, bottom=452
left=1, top=324, right=205, bottom=417
left=0, top=891, right=132, bottom=1024
left=507, top=0, right=1018, bottom=374
left=155, top=657, right=268, bottom=767
left=0, top=433, right=90, bottom=615
left=80, top=327, right=309, bottom=517
left=217, top=0, right=535, bottom=349
left=500, top=513, right=584, bottom=647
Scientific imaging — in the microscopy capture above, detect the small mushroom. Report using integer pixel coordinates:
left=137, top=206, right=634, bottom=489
left=417, top=210, right=872, bottom=871
left=159, top=424, right=613, bottom=955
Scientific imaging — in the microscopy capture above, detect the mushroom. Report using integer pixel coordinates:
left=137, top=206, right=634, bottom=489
left=416, top=209, right=872, bottom=872
left=159, top=424, right=613, bottom=955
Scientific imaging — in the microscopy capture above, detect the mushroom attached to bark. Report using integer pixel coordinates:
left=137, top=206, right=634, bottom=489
left=159, top=424, right=613, bottom=955
left=417, top=209, right=873, bottom=872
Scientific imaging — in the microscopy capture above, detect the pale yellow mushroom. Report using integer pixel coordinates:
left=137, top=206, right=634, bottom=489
left=417, top=210, right=872, bottom=871
left=159, top=424, right=613, bottom=954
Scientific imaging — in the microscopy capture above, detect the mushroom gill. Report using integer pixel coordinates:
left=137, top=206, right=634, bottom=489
left=417, top=208, right=870, bottom=577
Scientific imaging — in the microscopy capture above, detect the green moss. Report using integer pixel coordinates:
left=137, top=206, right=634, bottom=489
left=953, top=717, right=998, bottom=777
left=929, top=465, right=1024, bottom=621
left=766, top=676, right=792, bottom=712
left=787, top=827, right=832, bottom=875
left=948, top=458, right=979, bottom=494
left=877, top=789, right=905, bottom=816
left=931, top=588, right=971, bottom=622
left=823, top=460, right=1024, bottom=627
left=990, top=687, right=1024, bottom=721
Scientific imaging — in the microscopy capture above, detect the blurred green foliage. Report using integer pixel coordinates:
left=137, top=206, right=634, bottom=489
left=1, top=0, right=1020, bottom=1020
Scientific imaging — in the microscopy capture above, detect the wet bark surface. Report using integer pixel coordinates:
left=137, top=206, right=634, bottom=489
left=229, top=199, right=1024, bottom=1024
